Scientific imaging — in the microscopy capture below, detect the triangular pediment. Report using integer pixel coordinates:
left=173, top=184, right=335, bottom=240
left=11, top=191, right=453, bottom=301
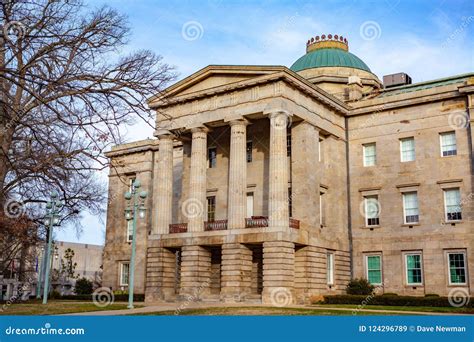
left=148, top=65, right=288, bottom=104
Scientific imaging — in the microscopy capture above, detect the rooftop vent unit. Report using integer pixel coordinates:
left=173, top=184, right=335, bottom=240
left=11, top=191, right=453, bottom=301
left=383, top=73, right=412, bottom=88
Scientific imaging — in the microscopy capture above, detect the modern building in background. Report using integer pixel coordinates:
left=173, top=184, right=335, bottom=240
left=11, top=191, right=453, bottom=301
left=0, top=241, right=103, bottom=300
left=49, top=241, right=103, bottom=295
left=102, top=34, right=474, bottom=304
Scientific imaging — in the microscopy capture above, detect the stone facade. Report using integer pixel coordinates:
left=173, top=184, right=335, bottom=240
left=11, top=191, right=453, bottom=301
left=102, top=36, right=474, bottom=303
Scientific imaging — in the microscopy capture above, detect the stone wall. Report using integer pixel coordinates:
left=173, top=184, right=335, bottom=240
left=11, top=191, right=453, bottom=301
left=349, top=98, right=474, bottom=295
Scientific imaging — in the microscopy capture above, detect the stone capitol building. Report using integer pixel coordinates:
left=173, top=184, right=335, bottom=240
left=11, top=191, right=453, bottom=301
left=102, top=34, right=474, bottom=304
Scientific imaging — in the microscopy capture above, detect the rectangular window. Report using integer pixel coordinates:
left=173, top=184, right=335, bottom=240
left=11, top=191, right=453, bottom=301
left=319, top=138, right=323, bottom=162
left=208, top=147, right=217, bottom=168
left=246, top=192, right=254, bottom=217
left=120, top=262, right=130, bottom=286
left=320, top=192, right=326, bottom=227
left=287, top=131, right=291, bottom=157
left=405, top=253, right=423, bottom=285
left=444, top=188, right=462, bottom=221
left=126, top=220, right=133, bottom=242
left=363, top=143, right=376, bottom=166
left=364, top=195, right=380, bottom=226
left=366, top=255, right=382, bottom=285
left=448, top=253, right=467, bottom=284
left=400, top=137, right=415, bottom=162
left=246, top=141, right=253, bottom=163
left=403, top=192, right=419, bottom=224
left=288, top=187, right=292, bottom=218
left=207, top=196, right=216, bottom=222
left=440, top=132, right=457, bottom=156
left=327, top=253, right=334, bottom=285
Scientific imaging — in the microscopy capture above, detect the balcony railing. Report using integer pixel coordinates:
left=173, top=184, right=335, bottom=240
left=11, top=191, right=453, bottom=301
left=204, top=219, right=228, bottom=231
left=168, top=217, right=300, bottom=233
left=289, top=218, right=300, bottom=229
left=245, top=216, right=268, bottom=228
left=169, top=223, right=188, bottom=233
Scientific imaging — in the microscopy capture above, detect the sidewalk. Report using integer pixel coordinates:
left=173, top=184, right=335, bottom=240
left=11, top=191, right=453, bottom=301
left=62, top=302, right=455, bottom=316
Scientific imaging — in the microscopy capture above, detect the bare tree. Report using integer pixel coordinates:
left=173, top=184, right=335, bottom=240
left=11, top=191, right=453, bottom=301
left=0, top=0, right=175, bottom=274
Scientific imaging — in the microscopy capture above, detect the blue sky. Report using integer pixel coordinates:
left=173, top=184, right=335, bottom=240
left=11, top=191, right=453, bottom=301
left=55, top=0, right=474, bottom=245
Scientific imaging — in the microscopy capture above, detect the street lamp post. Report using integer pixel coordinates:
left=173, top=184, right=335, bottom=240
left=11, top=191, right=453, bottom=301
left=42, top=192, right=63, bottom=304
left=36, top=245, right=45, bottom=299
left=124, top=180, right=147, bottom=309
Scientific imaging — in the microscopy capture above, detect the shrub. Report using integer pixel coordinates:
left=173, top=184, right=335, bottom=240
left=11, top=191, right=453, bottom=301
left=425, top=293, right=440, bottom=297
left=346, top=278, right=375, bottom=295
left=382, top=293, right=398, bottom=296
left=50, top=289, right=61, bottom=299
left=75, top=277, right=93, bottom=295
left=318, top=294, right=474, bottom=307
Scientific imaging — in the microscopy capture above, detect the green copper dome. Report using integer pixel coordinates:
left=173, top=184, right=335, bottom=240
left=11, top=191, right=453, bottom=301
left=290, top=48, right=371, bottom=73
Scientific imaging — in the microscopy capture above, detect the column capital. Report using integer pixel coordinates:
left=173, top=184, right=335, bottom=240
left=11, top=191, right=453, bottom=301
left=268, top=110, right=292, bottom=131
left=266, top=110, right=291, bottom=119
left=155, top=129, right=175, bottom=140
left=228, top=118, right=250, bottom=127
left=189, top=126, right=210, bottom=134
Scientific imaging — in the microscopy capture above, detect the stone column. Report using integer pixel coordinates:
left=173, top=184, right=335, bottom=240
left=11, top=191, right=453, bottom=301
left=262, top=241, right=295, bottom=305
left=227, top=119, right=248, bottom=229
left=220, top=243, right=252, bottom=302
left=144, top=247, right=177, bottom=303
left=179, top=245, right=211, bottom=297
left=155, top=133, right=174, bottom=234
left=187, top=128, right=208, bottom=232
left=268, top=111, right=290, bottom=230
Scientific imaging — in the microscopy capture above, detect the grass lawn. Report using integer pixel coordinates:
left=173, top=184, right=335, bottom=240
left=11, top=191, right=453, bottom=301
left=136, top=306, right=406, bottom=316
left=0, top=300, right=142, bottom=315
left=312, top=304, right=474, bottom=314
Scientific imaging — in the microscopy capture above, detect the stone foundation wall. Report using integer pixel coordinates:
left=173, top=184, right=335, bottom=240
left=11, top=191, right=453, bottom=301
left=179, top=246, right=212, bottom=298
left=220, top=243, right=253, bottom=302
left=262, top=241, right=295, bottom=304
left=144, top=247, right=176, bottom=302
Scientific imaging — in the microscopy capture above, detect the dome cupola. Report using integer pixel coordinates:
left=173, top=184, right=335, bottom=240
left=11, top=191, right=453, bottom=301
left=290, top=34, right=381, bottom=99
left=291, top=34, right=371, bottom=73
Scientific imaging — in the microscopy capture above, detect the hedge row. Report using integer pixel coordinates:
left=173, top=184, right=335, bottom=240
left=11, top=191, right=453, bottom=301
left=320, top=295, right=473, bottom=307
left=60, top=294, right=145, bottom=302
